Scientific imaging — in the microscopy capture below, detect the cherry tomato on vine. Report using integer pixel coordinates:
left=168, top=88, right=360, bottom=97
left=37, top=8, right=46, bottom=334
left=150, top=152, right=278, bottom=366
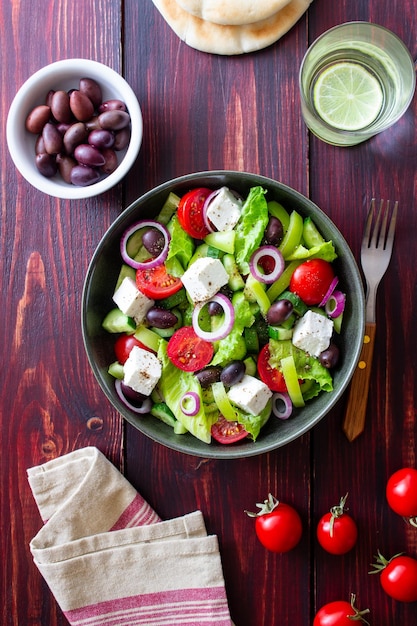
left=289, top=258, right=335, bottom=306
left=114, top=334, right=153, bottom=364
left=370, top=551, right=417, bottom=602
left=245, top=493, right=302, bottom=553
left=177, top=187, right=212, bottom=239
left=386, top=467, right=417, bottom=525
left=313, top=595, right=370, bottom=626
left=317, top=493, right=358, bottom=555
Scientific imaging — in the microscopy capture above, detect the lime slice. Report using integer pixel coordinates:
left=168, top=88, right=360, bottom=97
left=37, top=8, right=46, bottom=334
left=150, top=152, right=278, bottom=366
left=313, top=62, right=384, bottom=131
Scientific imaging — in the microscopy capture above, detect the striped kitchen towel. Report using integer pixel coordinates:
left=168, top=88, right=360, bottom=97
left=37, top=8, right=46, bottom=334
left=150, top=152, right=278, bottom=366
left=27, top=446, right=234, bottom=626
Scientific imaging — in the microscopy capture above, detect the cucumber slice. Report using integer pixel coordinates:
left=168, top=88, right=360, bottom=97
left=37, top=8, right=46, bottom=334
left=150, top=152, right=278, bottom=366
left=102, top=308, right=136, bottom=334
left=223, top=254, right=245, bottom=291
left=268, top=326, right=293, bottom=341
left=244, top=274, right=270, bottom=316
left=204, top=230, right=236, bottom=254
left=278, top=290, right=308, bottom=317
left=303, top=216, right=325, bottom=248
left=108, top=361, right=124, bottom=379
left=151, top=402, right=177, bottom=428
left=115, top=264, right=136, bottom=291
left=134, top=325, right=161, bottom=352
left=156, top=192, right=180, bottom=225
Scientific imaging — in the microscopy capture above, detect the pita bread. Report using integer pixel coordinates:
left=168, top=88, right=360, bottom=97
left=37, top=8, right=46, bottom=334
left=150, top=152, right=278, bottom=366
left=151, top=0, right=313, bottom=55
left=176, top=0, right=292, bottom=26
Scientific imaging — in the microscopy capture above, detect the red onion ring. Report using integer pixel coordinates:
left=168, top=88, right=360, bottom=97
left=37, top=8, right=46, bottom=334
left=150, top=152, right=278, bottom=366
left=271, top=392, right=293, bottom=420
left=115, top=379, right=152, bottom=414
left=120, top=220, right=170, bottom=270
left=324, top=290, right=346, bottom=318
left=202, top=189, right=221, bottom=233
left=319, top=276, right=339, bottom=307
left=249, top=245, right=285, bottom=284
left=180, top=391, right=201, bottom=416
left=192, top=293, right=235, bottom=342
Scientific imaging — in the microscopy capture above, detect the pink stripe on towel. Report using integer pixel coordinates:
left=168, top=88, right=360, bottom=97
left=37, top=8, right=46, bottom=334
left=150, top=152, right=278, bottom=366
left=110, top=493, right=161, bottom=530
left=65, top=586, right=233, bottom=626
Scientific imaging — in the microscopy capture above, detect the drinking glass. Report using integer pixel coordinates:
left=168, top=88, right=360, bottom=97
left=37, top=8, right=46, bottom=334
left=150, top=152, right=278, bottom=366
left=299, top=22, right=416, bottom=146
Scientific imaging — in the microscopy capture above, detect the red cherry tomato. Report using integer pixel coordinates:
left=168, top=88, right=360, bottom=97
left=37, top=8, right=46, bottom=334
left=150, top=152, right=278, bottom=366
left=289, top=259, right=335, bottom=305
left=177, top=187, right=212, bottom=239
left=246, top=494, right=302, bottom=553
left=317, top=494, right=358, bottom=555
left=371, top=551, right=417, bottom=603
left=136, top=262, right=183, bottom=300
left=257, top=344, right=287, bottom=392
left=386, top=467, right=417, bottom=522
left=114, top=334, right=153, bottom=364
left=167, top=326, right=214, bottom=372
left=313, top=595, right=370, bottom=626
left=211, top=415, right=248, bottom=444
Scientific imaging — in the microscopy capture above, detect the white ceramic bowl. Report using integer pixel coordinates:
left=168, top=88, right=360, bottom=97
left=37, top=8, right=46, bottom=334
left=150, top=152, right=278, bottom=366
left=7, top=59, right=143, bottom=199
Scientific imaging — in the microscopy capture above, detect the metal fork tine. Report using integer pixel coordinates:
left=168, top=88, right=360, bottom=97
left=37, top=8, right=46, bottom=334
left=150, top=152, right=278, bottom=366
left=363, top=198, right=375, bottom=247
left=386, top=200, right=398, bottom=251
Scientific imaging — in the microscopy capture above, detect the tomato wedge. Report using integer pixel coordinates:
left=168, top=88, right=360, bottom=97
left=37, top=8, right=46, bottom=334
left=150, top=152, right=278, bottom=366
left=136, top=261, right=182, bottom=300
left=177, top=187, right=212, bottom=239
left=167, top=326, right=214, bottom=372
left=257, top=344, right=287, bottom=392
left=114, top=334, right=153, bottom=364
left=211, top=415, right=248, bottom=444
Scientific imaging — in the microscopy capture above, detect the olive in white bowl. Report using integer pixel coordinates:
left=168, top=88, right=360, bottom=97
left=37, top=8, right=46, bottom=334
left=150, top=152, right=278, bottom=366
left=7, top=59, right=142, bottom=199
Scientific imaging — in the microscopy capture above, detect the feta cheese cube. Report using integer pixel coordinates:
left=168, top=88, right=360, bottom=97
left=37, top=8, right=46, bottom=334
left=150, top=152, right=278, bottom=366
left=113, top=276, right=154, bottom=324
left=205, top=187, right=242, bottom=231
left=227, top=374, right=273, bottom=416
left=181, top=257, right=229, bottom=303
left=292, top=310, right=333, bottom=357
left=123, top=346, right=162, bottom=396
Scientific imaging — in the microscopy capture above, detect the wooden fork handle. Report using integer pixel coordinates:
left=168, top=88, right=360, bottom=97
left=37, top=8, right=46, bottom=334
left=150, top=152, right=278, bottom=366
left=342, top=322, right=377, bottom=442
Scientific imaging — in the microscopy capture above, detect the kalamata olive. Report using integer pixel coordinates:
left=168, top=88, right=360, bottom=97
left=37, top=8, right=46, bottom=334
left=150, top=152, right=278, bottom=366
left=98, top=110, right=130, bottom=131
left=98, top=99, right=127, bottom=113
left=266, top=299, right=294, bottom=325
left=35, top=134, right=46, bottom=155
left=146, top=307, right=178, bottom=329
left=42, top=122, right=63, bottom=154
left=195, top=366, right=222, bottom=388
left=25, top=105, right=51, bottom=134
left=142, top=228, right=165, bottom=257
left=69, top=90, right=94, bottom=121
left=264, top=216, right=284, bottom=246
left=88, top=129, right=114, bottom=149
left=113, top=127, right=131, bottom=151
left=208, top=301, right=223, bottom=316
left=45, top=90, right=55, bottom=107
left=63, top=122, right=88, bottom=154
left=85, top=115, right=101, bottom=132
left=35, top=153, right=57, bottom=177
left=70, top=165, right=100, bottom=186
left=101, top=148, right=118, bottom=175
left=56, top=154, right=77, bottom=184
left=79, top=77, right=102, bottom=108
left=319, top=343, right=340, bottom=369
left=51, top=90, right=72, bottom=123
left=74, top=144, right=106, bottom=167
left=220, top=360, right=246, bottom=387
left=56, top=122, right=71, bottom=135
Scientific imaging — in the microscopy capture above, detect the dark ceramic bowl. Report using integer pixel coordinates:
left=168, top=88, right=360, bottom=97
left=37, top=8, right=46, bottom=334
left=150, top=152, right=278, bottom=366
left=82, top=171, right=365, bottom=458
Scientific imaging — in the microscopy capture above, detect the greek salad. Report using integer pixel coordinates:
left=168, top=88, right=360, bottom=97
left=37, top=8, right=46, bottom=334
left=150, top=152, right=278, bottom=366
left=102, top=186, right=346, bottom=445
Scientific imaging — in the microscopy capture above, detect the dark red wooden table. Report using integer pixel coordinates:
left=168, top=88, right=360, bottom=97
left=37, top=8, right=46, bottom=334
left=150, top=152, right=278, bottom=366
left=1, top=1, right=416, bottom=624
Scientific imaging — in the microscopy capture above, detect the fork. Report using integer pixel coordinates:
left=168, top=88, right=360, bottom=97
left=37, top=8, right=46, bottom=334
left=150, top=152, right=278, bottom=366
left=342, top=198, right=398, bottom=442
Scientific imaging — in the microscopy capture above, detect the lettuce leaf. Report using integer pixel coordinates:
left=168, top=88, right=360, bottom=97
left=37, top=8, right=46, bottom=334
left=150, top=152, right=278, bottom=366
left=234, top=399, right=272, bottom=441
left=157, top=340, right=216, bottom=443
left=268, top=339, right=333, bottom=394
left=235, top=186, right=269, bottom=274
left=165, top=214, right=195, bottom=276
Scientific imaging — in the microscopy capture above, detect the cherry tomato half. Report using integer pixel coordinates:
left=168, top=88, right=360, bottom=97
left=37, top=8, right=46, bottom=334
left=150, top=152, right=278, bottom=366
left=246, top=494, right=302, bottom=553
left=289, top=259, right=335, bottom=306
left=313, top=596, right=370, bottom=626
left=177, top=187, right=212, bottom=239
left=316, top=494, right=358, bottom=555
left=167, top=326, right=214, bottom=372
left=211, top=415, right=248, bottom=444
left=114, top=334, right=153, bottom=364
left=386, top=467, right=417, bottom=520
left=136, top=262, right=182, bottom=300
left=372, top=552, right=417, bottom=603
left=257, top=344, right=287, bottom=392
